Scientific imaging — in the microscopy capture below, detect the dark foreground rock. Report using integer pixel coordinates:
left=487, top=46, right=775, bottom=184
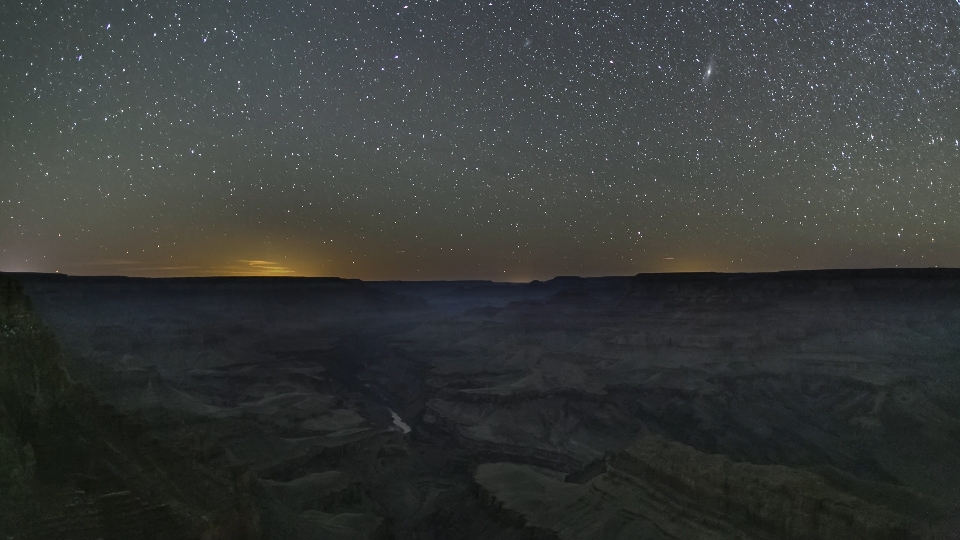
left=0, top=276, right=261, bottom=539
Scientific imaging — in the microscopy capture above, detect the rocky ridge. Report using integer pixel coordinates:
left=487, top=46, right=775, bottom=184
left=0, top=275, right=262, bottom=539
left=476, top=436, right=933, bottom=540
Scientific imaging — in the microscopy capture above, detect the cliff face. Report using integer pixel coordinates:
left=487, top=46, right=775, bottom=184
left=608, top=437, right=912, bottom=540
left=0, top=276, right=261, bottom=539
left=0, top=277, right=70, bottom=423
left=476, top=436, right=927, bottom=540
left=0, top=277, right=61, bottom=530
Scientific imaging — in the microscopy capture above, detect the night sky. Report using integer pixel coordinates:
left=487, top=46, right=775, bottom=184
left=2, top=1, right=959, bottom=280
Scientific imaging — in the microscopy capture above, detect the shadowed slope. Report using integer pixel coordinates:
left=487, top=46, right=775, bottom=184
left=0, top=275, right=262, bottom=539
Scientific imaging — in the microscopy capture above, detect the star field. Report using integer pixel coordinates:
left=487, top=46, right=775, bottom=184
left=2, top=1, right=959, bottom=279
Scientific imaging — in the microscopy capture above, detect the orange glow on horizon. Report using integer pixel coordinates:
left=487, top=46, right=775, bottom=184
left=224, top=259, right=298, bottom=276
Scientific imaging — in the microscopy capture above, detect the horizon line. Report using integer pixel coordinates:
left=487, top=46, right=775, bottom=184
left=2, top=266, right=958, bottom=283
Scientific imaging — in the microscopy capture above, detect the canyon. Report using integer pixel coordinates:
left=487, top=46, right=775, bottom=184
left=2, top=269, right=958, bottom=538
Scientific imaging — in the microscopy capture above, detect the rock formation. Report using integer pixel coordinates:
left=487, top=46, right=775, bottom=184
left=0, top=276, right=261, bottom=539
left=476, top=436, right=932, bottom=540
